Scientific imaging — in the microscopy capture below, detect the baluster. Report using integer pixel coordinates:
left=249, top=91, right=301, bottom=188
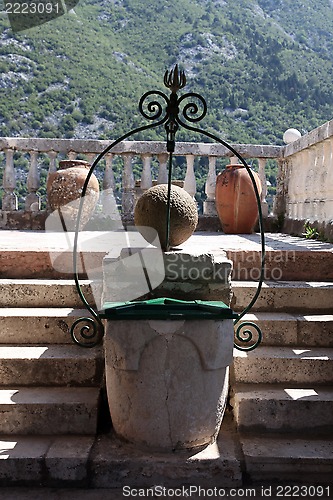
left=326, top=137, right=333, bottom=220
left=311, top=143, right=324, bottom=221
left=122, top=153, right=135, bottom=218
left=273, top=158, right=288, bottom=219
left=258, top=158, right=268, bottom=217
left=102, top=154, right=120, bottom=220
left=48, top=151, right=57, bottom=175
left=287, top=154, right=296, bottom=219
left=319, top=140, right=333, bottom=220
left=184, top=154, right=196, bottom=198
left=157, top=153, right=169, bottom=184
left=26, top=151, right=41, bottom=212
left=86, top=153, right=96, bottom=165
left=304, top=148, right=316, bottom=220
left=203, top=156, right=217, bottom=216
left=68, top=151, right=76, bottom=160
left=289, top=150, right=305, bottom=219
left=46, top=151, right=57, bottom=211
left=2, top=149, right=18, bottom=211
left=141, top=154, right=152, bottom=191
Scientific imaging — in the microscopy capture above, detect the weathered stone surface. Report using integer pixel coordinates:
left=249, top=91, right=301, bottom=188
left=104, top=318, right=234, bottom=451
left=134, top=184, right=198, bottom=249
left=240, top=433, right=333, bottom=484
left=0, top=387, right=100, bottom=434
left=0, top=345, right=104, bottom=386
left=0, top=308, right=95, bottom=344
left=103, top=247, right=233, bottom=305
left=232, top=384, right=333, bottom=434
left=0, top=415, right=243, bottom=488
left=0, top=136, right=283, bottom=157
left=89, top=412, right=242, bottom=488
left=45, top=436, right=95, bottom=485
left=0, top=279, right=94, bottom=308
left=0, top=435, right=49, bottom=485
left=233, top=346, right=333, bottom=384
left=231, top=281, right=333, bottom=313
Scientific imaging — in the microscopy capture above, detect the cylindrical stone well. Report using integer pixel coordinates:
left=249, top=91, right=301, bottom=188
left=104, top=317, right=234, bottom=452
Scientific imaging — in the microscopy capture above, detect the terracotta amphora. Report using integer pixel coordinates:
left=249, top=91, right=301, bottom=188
left=215, top=164, right=262, bottom=234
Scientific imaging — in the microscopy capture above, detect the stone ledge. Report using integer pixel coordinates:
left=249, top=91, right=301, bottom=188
left=0, top=412, right=242, bottom=488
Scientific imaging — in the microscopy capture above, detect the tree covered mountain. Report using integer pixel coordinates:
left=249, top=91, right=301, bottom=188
left=1, top=0, right=333, bottom=146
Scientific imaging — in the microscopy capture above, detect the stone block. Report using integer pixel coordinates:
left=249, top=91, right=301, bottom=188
left=103, top=247, right=232, bottom=304
left=0, top=387, right=100, bottom=434
left=0, top=345, right=104, bottom=386
left=232, top=346, right=333, bottom=384
left=45, top=436, right=94, bottom=485
left=89, top=413, right=242, bottom=488
left=232, top=384, right=333, bottom=434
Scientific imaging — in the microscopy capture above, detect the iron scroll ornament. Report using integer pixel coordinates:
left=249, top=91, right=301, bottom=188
left=71, top=65, right=265, bottom=351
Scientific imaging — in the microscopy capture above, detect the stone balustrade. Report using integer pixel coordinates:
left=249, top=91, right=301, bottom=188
left=275, top=119, right=333, bottom=238
left=0, top=137, right=281, bottom=230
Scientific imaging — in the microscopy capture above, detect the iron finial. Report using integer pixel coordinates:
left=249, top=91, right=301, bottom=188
left=164, top=64, right=186, bottom=94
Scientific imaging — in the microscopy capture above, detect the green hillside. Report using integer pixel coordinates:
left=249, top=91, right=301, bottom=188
left=1, top=0, right=333, bottom=145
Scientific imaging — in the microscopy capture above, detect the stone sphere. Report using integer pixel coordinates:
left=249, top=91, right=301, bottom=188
left=134, top=184, right=198, bottom=249
left=283, top=128, right=301, bottom=144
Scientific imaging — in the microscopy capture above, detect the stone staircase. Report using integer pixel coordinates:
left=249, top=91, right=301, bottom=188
left=231, top=281, right=333, bottom=484
left=0, top=231, right=332, bottom=488
left=0, top=279, right=106, bottom=486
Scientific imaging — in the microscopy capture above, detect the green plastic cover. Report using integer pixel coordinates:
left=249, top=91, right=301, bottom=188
left=99, top=297, right=238, bottom=320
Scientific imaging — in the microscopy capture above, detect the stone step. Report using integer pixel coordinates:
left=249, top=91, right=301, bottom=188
left=232, top=281, right=333, bottom=313
left=0, top=308, right=96, bottom=344
left=239, top=433, right=333, bottom=485
left=0, top=387, right=100, bottom=435
left=232, top=346, right=333, bottom=385
left=0, top=345, right=104, bottom=387
left=231, top=384, right=333, bottom=434
left=0, top=279, right=94, bottom=308
left=226, top=233, right=333, bottom=282
left=237, top=312, right=333, bottom=347
left=0, top=412, right=242, bottom=488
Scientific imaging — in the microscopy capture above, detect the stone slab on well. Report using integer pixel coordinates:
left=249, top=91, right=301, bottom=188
left=103, top=247, right=233, bottom=304
left=232, top=346, right=333, bottom=385
left=240, top=433, right=333, bottom=484
left=0, top=345, right=104, bottom=386
left=0, top=387, right=100, bottom=434
left=232, top=383, right=333, bottom=434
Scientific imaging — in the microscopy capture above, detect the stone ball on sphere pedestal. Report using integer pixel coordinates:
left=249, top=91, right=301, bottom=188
left=134, top=184, right=198, bottom=249
left=283, top=128, right=301, bottom=144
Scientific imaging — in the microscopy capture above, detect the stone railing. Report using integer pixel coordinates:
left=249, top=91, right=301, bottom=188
left=275, top=119, right=333, bottom=239
left=0, top=137, right=282, bottom=230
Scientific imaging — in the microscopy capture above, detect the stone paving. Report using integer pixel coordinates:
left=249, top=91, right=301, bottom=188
left=0, top=229, right=332, bottom=281
left=0, top=229, right=332, bottom=252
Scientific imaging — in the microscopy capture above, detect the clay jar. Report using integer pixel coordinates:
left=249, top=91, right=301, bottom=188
left=215, top=163, right=262, bottom=234
left=47, top=160, right=99, bottom=230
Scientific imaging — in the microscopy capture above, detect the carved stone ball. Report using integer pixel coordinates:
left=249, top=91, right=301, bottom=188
left=134, top=184, right=198, bottom=249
